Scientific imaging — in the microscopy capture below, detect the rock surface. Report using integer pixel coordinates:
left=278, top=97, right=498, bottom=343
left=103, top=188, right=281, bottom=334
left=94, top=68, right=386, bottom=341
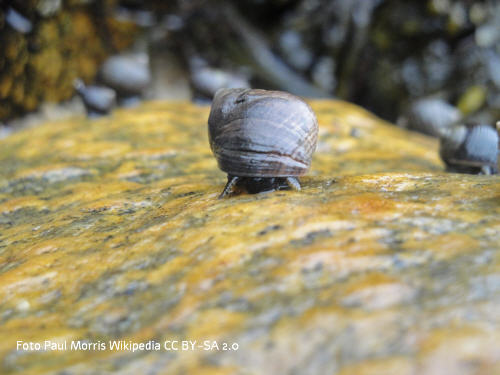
left=0, top=100, right=499, bottom=375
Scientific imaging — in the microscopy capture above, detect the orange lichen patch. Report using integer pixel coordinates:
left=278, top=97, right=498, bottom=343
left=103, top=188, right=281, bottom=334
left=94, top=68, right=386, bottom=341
left=0, top=100, right=499, bottom=374
left=106, top=160, right=142, bottom=179
left=65, top=141, right=133, bottom=160
left=187, top=309, right=247, bottom=342
left=317, top=192, right=399, bottom=221
left=411, top=233, right=481, bottom=259
left=0, top=196, right=48, bottom=214
left=337, top=357, right=414, bottom=375
left=53, top=180, right=142, bottom=207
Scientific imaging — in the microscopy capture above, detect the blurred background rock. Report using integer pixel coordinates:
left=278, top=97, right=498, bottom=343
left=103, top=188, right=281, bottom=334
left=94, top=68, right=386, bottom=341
left=0, top=0, right=138, bottom=121
left=1, top=0, right=499, bottom=136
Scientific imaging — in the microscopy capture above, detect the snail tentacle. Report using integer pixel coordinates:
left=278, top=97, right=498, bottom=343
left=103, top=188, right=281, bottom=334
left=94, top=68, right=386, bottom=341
left=218, top=175, right=240, bottom=199
left=286, top=177, right=301, bottom=191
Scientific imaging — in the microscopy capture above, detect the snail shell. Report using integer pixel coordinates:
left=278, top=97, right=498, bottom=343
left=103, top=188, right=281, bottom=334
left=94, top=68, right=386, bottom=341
left=208, top=88, right=318, bottom=178
left=440, top=124, right=498, bottom=174
left=497, top=121, right=500, bottom=169
left=74, top=79, right=116, bottom=117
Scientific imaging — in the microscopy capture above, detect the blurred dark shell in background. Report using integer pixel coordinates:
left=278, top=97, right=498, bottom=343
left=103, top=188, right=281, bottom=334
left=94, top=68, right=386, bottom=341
left=440, top=124, right=499, bottom=175
left=99, top=55, right=151, bottom=96
left=159, top=0, right=500, bottom=124
left=1, top=0, right=500, bottom=137
left=74, top=79, right=116, bottom=116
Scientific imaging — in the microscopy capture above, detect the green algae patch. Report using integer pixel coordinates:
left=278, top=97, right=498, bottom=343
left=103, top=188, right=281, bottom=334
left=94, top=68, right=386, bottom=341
left=1, top=100, right=499, bottom=375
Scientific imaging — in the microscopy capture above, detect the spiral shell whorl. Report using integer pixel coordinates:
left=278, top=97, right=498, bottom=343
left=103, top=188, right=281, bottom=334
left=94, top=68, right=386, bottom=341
left=208, top=88, right=318, bottom=177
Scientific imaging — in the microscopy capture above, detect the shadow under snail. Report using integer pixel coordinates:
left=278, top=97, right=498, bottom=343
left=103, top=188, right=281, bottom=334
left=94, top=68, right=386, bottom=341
left=208, top=88, right=318, bottom=198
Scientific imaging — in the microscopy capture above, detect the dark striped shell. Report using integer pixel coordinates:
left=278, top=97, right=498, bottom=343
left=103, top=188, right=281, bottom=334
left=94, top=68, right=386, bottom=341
left=208, top=88, right=318, bottom=177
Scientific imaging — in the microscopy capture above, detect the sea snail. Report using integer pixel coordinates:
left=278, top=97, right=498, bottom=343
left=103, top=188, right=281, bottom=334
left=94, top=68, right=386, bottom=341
left=439, top=123, right=498, bottom=175
left=74, top=79, right=116, bottom=117
left=208, top=88, right=318, bottom=198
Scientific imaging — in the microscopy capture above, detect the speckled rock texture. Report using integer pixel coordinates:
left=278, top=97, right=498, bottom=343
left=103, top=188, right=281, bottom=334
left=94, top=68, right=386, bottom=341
left=0, top=100, right=499, bottom=375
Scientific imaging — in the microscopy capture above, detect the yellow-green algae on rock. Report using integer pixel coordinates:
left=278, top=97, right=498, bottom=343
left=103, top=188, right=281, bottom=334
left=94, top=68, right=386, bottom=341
left=0, top=100, right=499, bottom=375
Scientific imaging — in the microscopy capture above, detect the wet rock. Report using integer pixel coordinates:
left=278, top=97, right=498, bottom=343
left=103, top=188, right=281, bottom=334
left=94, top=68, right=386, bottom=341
left=278, top=30, right=313, bottom=72
left=401, top=58, right=425, bottom=97
left=5, top=7, right=32, bottom=34
left=36, top=0, right=62, bottom=17
left=189, top=58, right=250, bottom=99
left=0, top=100, right=499, bottom=374
left=422, top=40, right=452, bottom=91
left=100, top=54, right=151, bottom=97
left=147, top=48, right=191, bottom=100
left=312, top=56, right=337, bottom=93
left=114, top=6, right=156, bottom=27
left=485, top=50, right=500, bottom=90
left=454, top=37, right=489, bottom=86
left=209, top=3, right=330, bottom=98
left=406, top=98, right=461, bottom=137
left=162, top=14, right=185, bottom=31
left=476, top=24, right=498, bottom=47
left=475, top=5, right=500, bottom=48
